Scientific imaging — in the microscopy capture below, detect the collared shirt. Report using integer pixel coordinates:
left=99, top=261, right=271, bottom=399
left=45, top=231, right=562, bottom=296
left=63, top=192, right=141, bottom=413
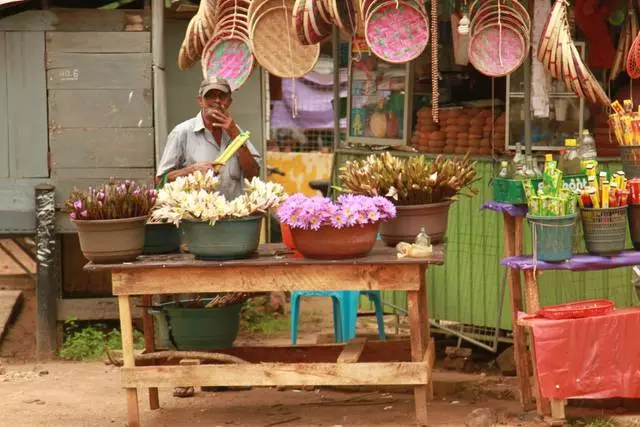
left=157, top=112, right=261, bottom=200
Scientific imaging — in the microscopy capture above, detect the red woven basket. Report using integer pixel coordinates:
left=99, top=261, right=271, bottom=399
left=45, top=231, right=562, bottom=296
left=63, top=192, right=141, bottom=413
left=537, top=299, right=614, bottom=320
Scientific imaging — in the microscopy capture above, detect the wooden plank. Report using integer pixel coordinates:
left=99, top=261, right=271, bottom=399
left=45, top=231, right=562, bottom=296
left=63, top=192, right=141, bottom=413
left=408, top=289, right=428, bottom=426
left=48, top=89, right=153, bottom=128
left=0, top=32, right=8, bottom=179
left=6, top=32, right=48, bottom=178
left=337, top=338, right=366, bottom=363
left=52, top=168, right=154, bottom=180
left=0, top=179, right=50, bottom=211
left=112, top=264, right=422, bottom=295
left=0, top=290, right=22, bottom=343
left=50, top=128, right=154, bottom=168
left=141, top=295, right=159, bottom=410
left=57, top=297, right=143, bottom=321
left=46, top=53, right=151, bottom=89
left=0, top=9, right=149, bottom=32
left=60, top=233, right=111, bottom=296
left=122, top=362, right=429, bottom=388
left=549, top=399, right=566, bottom=425
left=46, top=32, right=150, bottom=53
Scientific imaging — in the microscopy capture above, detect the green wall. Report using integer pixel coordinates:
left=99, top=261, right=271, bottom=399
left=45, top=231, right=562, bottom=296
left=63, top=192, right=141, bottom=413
left=337, top=152, right=639, bottom=330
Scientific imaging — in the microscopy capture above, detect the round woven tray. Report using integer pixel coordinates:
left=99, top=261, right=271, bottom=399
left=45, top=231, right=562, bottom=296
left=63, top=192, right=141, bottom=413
left=251, top=5, right=320, bottom=78
left=365, top=1, right=429, bottom=63
left=202, top=37, right=255, bottom=91
left=469, top=22, right=525, bottom=76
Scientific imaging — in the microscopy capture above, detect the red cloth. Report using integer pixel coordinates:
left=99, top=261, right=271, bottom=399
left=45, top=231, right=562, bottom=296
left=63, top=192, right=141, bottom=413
left=521, top=308, right=640, bottom=400
left=575, top=0, right=616, bottom=69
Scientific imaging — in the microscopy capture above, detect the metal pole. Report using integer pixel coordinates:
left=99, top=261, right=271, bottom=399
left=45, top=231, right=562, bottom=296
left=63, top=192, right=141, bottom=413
left=35, top=184, right=57, bottom=359
left=332, top=25, right=340, bottom=152
left=152, top=0, right=168, bottom=166
left=523, top=0, right=534, bottom=155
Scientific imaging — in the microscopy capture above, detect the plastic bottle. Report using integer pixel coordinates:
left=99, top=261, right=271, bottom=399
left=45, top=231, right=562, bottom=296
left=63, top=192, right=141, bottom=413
left=498, top=161, right=510, bottom=178
left=524, top=155, right=538, bottom=178
left=559, top=139, right=581, bottom=175
left=509, top=143, right=525, bottom=176
left=415, top=226, right=431, bottom=248
left=579, top=129, right=597, bottom=172
left=532, top=156, right=542, bottom=177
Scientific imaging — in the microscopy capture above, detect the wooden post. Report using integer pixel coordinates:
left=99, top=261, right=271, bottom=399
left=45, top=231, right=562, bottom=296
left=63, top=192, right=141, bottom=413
left=35, top=184, right=58, bottom=359
left=524, top=269, right=550, bottom=416
left=503, top=214, right=534, bottom=410
left=408, top=284, right=428, bottom=426
left=141, top=295, right=159, bottom=410
left=118, top=295, right=140, bottom=427
left=151, top=0, right=167, bottom=165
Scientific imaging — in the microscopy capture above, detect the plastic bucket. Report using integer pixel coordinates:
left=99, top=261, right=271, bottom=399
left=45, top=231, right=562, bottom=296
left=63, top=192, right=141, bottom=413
left=527, top=214, right=577, bottom=262
left=581, top=207, right=628, bottom=256
left=156, top=299, right=244, bottom=350
left=628, top=205, right=640, bottom=250
left=180, top=215, right=262, bottom=260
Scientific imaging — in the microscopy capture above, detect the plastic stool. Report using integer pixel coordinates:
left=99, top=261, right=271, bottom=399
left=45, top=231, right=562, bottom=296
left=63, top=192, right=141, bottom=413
left=290, top=290, right=386, bottom=344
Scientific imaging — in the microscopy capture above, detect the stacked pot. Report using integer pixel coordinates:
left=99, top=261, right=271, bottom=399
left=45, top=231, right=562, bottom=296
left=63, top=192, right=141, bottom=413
left=411, top=107, right=440, bottom=153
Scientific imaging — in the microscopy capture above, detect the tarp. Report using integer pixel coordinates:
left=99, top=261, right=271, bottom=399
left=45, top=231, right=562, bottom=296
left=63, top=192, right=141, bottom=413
left=521, top=308, right=640, bottom=400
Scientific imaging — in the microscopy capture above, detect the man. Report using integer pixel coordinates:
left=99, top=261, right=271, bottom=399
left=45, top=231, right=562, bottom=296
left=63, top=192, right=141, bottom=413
left=157, top=76, right=260, bottom=197
left=156, top=76, right=260, bottom=398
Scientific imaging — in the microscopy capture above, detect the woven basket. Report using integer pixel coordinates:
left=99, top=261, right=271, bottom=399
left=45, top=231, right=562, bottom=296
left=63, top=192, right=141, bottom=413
left=202, top=37, right=255, bottom=90
left=251, top=5, right=320, bottom=78
left=580, top=206, right=628, bottom=256
left=469, top=22, right=526, bottom=76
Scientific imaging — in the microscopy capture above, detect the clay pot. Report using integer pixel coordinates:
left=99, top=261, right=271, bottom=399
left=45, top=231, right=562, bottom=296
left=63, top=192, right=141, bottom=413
left=73, top=216, right=147, bottom=263
left=379, top=201, right=453, bottom=246
left=290, top=222, right=379, bottom=259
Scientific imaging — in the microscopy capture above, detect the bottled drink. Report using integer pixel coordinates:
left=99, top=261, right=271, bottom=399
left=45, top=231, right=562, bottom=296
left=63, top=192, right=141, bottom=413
left=509, top=142, right=525, bottom=176
left=415, top=226, right=431, bottom=247
left=579, top=129, right=597, bottom=172
left=532, top=157, right=542, bottom=177
left=559, top=139, right=581, bottom=175
left=498, top=161, right=510, bottom=178
left=524, top=155, right=538, bottom=178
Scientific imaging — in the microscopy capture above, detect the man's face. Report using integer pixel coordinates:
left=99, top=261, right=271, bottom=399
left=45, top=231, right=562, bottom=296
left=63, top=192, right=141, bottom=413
left=198, top=89, right=232, bottom=127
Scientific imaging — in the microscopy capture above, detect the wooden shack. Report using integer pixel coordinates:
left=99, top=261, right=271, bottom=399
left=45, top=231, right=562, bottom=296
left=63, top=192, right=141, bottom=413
left=0, top=4, right=265, bottom=358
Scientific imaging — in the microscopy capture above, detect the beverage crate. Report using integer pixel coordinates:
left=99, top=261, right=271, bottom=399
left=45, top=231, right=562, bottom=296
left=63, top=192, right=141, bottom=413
left=492, top=174, right=588, bottom=204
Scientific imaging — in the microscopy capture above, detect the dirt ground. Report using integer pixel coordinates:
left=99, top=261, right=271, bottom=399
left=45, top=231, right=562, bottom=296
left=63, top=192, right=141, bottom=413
left=0, top=295, right=550, bottom=427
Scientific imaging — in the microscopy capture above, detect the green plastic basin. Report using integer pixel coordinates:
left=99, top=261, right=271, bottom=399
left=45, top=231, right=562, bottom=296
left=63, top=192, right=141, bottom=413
left=179, top=215, right=262, bottom=260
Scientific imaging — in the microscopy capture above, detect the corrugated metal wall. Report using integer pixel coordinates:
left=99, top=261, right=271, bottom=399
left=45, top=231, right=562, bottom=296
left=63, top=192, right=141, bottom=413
left=337, top=153, right=639, bottom=330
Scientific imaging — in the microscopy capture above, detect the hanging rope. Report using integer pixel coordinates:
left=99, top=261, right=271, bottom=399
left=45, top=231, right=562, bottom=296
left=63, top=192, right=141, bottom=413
left=498, top=0, right=504, bottom=67
left=431, top=0, right=439, bottom=124
left=283, top=0, right=298, bottom=118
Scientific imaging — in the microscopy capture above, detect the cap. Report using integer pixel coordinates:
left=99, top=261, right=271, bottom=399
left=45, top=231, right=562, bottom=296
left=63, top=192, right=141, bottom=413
left=199, top=76, right=231, bottom=96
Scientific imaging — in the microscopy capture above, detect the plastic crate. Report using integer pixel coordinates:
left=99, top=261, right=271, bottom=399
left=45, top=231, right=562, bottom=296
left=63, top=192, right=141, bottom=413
left=492, top=174, right=588, bottom=204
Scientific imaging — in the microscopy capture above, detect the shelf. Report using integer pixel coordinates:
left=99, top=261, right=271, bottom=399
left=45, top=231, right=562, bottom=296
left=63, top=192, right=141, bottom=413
left=509, top=92, right=578, bottom=99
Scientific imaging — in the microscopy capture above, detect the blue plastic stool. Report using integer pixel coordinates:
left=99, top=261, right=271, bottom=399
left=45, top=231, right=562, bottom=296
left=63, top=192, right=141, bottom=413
left=290, top=290, right=386, bottom=344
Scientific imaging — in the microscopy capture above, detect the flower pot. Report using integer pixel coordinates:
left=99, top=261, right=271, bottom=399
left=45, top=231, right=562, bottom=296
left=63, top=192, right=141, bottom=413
left=180, top=215, right=262, bottom=260
left=73, top=216, right=147, bottom=263
left=290, top=222, right=379, bottom=259
left=379, top=201, right=453, bottom=247
left=143, top=223, right=181, bottom=255
left=159, top=300, right=244, bottom=350
left=281, top=222, right=296, bottom=250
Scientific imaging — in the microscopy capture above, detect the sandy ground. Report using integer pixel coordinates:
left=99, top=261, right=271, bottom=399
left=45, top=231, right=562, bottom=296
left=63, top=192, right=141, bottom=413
left=0, top=361, right=543, bottom=427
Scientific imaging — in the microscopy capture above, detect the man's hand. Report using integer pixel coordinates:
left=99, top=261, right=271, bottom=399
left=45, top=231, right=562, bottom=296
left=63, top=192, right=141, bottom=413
left=210, top=109, right=239, bottom=137
left=189, top=161, right=218, bottom=176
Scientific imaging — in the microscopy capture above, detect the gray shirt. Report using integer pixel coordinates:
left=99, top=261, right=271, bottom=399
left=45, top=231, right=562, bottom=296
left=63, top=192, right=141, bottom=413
left=157, top=112, right=261, bottom=200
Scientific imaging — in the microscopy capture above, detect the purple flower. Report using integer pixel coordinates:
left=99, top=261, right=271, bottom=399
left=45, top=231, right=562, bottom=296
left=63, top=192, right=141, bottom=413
left=73, top=200, right=83, bottom=210
left=80, top=210, right=88, bottom=218
left=69, top=212, right=77, bottom=220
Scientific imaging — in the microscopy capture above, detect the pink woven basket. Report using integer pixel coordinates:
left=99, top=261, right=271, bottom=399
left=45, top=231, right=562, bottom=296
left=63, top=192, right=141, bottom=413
left=202, top=37, right=255, bottom=91
left=468, top=22, right=526, bottom=76
left=365, top=2, right=429, bottom=63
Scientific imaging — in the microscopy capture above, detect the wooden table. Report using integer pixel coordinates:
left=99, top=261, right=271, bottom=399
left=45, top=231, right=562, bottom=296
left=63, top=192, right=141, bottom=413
left=503, top=251, right=640, bottom=424
left=86, top=243, right=444, bottom=427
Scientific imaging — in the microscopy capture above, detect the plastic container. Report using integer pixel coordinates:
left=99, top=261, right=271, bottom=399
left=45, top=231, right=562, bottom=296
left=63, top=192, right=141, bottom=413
left=179, top=215, right=262, bottom=260
left=628, top=204, right=640, bottom=250
left=154, top=299, right=244, bottom=350
left=580, top=207, right=628, bottom=256
left=527, top=214, right=577, bottom=262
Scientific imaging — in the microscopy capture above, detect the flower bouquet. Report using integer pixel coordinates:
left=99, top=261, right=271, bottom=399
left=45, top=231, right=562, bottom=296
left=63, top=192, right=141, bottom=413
left=151, top=171, right=286, bottom=260
left=64, top=180, right=157, bottom=263
left=277, top=194, right=396, bottom=259
left=337, top=152, right=478, bottom=245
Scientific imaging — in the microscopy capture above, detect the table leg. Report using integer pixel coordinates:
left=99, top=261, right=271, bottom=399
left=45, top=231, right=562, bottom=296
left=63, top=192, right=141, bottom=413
left=550, top=399, right=567, bottom=425
left=523, top=269, right=550, bottom=416
left=503, top=215, right=534, bottom=410
left=141, top=295, right=159, bottom=410
left=418, top=265, right=433, bottom=401
left=408, top=285, right=428, bottom=426
left=118, top=295, right=140, bottom=427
